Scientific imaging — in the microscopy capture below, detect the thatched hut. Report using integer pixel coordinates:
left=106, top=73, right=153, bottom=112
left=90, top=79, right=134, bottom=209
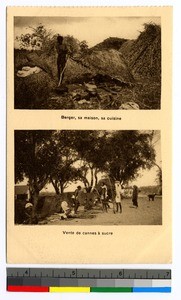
left=64, top=49, right=135, bottom=85
left=120, top=23, right=161, bottom=80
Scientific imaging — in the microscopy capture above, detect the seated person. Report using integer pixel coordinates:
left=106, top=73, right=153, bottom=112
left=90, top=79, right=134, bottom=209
left=60, top=200, right=74, bottom=219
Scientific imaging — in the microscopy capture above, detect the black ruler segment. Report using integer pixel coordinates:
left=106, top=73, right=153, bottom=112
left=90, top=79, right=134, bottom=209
left=7, top=268, right=171, bottom=280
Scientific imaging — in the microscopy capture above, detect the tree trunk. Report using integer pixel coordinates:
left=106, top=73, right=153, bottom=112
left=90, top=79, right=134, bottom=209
left=90, top=168, right=94, bottom=188
left=50, top=177, right=60, bottom=195
left=94, top=169, right=98, bottom=186
left=154, top=163, right=162, bottom=195
left=31, top=190, right=39, bottom=223
left=81, top=177, right=90, bottom=189
left=32, top=190, right=39, bottom=211
left=59, top=181, right=64, bottom=194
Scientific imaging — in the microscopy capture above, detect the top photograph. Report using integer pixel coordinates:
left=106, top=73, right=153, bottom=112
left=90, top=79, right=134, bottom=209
left=14, top=16, right=161, bottom=110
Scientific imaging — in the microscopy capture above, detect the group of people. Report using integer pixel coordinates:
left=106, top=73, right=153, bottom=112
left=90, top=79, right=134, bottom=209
left=60, top=182, right=139, bottom=220
left=100, top=181, right=123, bottom=213
left=99, top=181, right=139, bottom=213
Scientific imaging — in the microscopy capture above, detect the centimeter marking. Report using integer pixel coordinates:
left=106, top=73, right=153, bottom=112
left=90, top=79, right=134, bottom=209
left=7, top=268, right=171, bottom=279
left=7, top=268, right=171, bottom=293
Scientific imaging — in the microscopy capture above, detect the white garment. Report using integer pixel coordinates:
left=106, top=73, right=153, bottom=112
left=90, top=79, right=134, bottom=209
left=61, top=201, right=69, bottom=212
left=17, top=66, right=42, bottom=78
left=25, top=202, right=33, bottom=209
left=115, top=193, right=121, bottom=203
left=115, top=182, right=122, bottom=203
left=60, top=201, right=74, bottom=219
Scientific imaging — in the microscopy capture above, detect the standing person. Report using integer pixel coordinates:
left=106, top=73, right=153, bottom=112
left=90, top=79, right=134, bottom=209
left=132, top=185, right=139, bottom=208
left=56, top=35, right=68, bottom=86
left=74, top=185, right=81, bottom=214
left=100, top=182, right=108, bottom=212
left=114, top=181, right=122, bottom=213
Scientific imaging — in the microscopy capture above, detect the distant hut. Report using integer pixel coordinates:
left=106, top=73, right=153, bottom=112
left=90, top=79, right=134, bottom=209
left=15, top=185, right=30, bottom=201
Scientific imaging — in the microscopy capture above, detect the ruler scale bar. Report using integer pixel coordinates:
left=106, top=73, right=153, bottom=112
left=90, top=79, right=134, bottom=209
left=7, top=268, right=171, bottom=293
left=7, top=268, right=171, bottom=279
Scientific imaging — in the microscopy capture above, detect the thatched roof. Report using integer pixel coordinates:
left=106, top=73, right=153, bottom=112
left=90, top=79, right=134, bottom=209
left=91, top=37, right=128, bottom=51
left=64, top=49, right=135, bottom=85
left=119, top=40, right=134, bottom=56
left=120, top=24, right=161, bottom=79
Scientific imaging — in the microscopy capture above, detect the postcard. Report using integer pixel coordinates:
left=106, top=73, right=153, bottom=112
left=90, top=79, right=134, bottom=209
left=7, top=6, right=172, bottom=264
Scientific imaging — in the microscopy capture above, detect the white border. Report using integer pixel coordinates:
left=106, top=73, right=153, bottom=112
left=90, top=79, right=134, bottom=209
left=1, top=0, right=181, bottom=299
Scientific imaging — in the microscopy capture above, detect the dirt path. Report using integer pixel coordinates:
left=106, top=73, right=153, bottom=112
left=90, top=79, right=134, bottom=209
left=44, top=196, right=162, bottom=226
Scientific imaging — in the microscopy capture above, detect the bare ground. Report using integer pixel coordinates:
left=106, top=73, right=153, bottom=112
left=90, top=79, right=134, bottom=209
left=43, top=196, right=162, bottom=226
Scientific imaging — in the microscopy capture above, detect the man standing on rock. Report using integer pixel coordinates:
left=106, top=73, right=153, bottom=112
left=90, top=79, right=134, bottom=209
left=56, top=35, right=68, bottom=86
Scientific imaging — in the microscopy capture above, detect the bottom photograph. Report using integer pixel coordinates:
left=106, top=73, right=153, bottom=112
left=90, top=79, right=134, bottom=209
left=14, top=130, right=162, bottom=226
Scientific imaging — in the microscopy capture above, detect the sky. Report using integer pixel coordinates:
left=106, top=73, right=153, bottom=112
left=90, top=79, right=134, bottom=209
left=14, top=16, right=161, bottom=48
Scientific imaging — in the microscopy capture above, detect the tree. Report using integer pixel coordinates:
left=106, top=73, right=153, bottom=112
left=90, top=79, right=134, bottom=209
left=105, top=131, right=155, bottom=183
left=155, top=163, right=162, bottom=195
left=15, top=130, right=156, bottom=218
left=149, top=130, right=162, bottom=194
left=16, top=24, right=82, bottom=57
left=15, top=130, right=56, bottom=212
left=49, top=131, right=103, bottom=193
left=57, top=130, right=156, bottom=189
left=16, top=24, right=53, bottom=51
left=49, top=146, right=80, bottom=194
left=63, top=35, right=80, bottom=56
left=68, top=130, right=109, bottom=189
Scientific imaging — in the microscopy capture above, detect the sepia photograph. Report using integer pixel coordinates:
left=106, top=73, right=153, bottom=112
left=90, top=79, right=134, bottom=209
left=15, top=130, right=162, bottom=225
left=14, top=16, right=161, bottom=110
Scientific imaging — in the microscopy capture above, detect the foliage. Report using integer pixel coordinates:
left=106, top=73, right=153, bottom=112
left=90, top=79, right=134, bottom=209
left=15, top=130, right=56, bottom=210
left=16, top=24, right=86, bottom=58
left=63, top=35, right=80, bottom=56
left=52, top=130, right=156, bottom=187
left=155, top=165, right=162, bottom=195
left=105, top=131, right=155, bottom=182
left=49, top=144, right=80, bottom=194
left=79, top=40, right=89, bottom=54
left=16, top=24, right=53, bottom=51
left=15, top=131, right=156, bottom=213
